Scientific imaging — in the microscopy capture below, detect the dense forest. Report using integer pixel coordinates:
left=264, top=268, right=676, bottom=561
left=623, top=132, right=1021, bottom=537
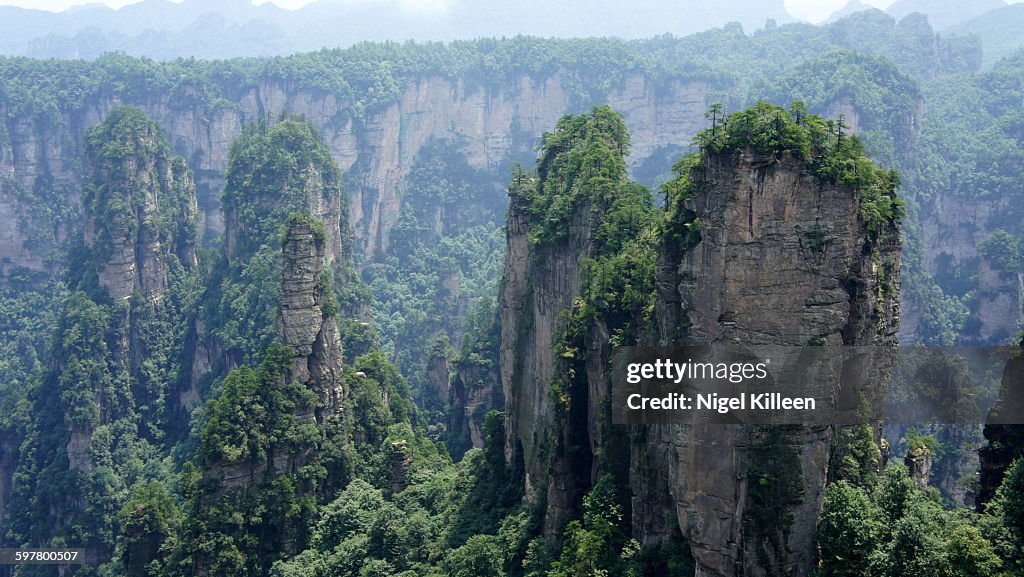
left=0, top=5, right=1022, bottom=577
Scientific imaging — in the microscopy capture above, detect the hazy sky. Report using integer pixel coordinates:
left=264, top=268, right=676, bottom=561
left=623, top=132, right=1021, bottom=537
left=0, top=0, right=1011, bottom=23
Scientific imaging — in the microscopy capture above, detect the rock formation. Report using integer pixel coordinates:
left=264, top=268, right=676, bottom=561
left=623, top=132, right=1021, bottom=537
left=0, top=105, right=200, bottom=564
left=643, top=146, right=900, bottom=577
left=73, top=105, right=200, bottom=467
left=978, top=335, right=1024, bottom=509
left=499, top=105, right=902, bottom=576
left=905, top=445, right=933, bottom=489
left=82, top=110, right=198, bottom=303
left=279, top=214, right=345, bottom=419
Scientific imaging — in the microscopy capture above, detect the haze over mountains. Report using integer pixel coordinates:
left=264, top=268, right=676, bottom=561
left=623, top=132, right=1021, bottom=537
left=0, top=0, right=797, bottom=59
left=823, top=0, right=1023, bottom=66
left=0, top=0, right=1018, bottom=68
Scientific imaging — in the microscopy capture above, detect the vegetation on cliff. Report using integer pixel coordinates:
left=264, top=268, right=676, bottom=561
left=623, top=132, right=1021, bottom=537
left=694, top=101, right=904, bottom=234
left=2, top=105, right=200, bottom=571
left=0, top=14, right=1022, bottom=574
left=817, top=439, right=1020, bottom=577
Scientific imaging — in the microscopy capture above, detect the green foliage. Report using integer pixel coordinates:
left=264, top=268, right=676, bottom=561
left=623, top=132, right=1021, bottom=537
left=978, top=230, right=1023, bottom=272
left=816, top=481, right=883, bottom=577
left=907, top=433, right=940, bottom=456
left=548, top=475, right=638, bottom=577
left=818, top=463, right=1007, bottom=577
left=81, top=106, right=198, bottom=282
left=173, top=347, right=329, bottom=576
left=831, top=424, right=882, bottom=490
left=0, top=286, right=52, bottom=432
left=524, top=105, right=631, bottom=247
left=756, top=50, right=919, bottom=165
left=446, top=535, right=506, bottom=577
left=270, top=409, right=524, bottom=577
left=695, top=101, right=903, bottom=235
left=210, top=244, right=282, bottom=361
left=743, top=427, right=805, bottom=559
left=523, top=106, right=658, bottom=363
left=118, top=482, right=180, bottom=576
left=984, top=457, right=1024, bottom=571
left=199, top=345, right=319, bottom=464
left=897, top=53, right=1024, bottom=344
left=222, top=117, right=342, bottom=264
left=944, top=523, right=1002, bottom=577
left=446, top=411, right=523, bottom=546
left=0, top=17, right=1018, bottom=577
left=362, top=139, right=504, bottom=417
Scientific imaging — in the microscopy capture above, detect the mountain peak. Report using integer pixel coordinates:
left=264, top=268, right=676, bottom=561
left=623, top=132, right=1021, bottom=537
left=886, top=0, right=1006, bottom=29
left=826, top=0, right=879, bottom=22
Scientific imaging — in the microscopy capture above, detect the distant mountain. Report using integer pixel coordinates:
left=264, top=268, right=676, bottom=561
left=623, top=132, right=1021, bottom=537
left=948, top=3, right=1024, bottom=67
left=885, top=0, right=1006, bottom=30
left=0, top=0, right=796, bottom=60
left=826, top=0, right=877, bottom=23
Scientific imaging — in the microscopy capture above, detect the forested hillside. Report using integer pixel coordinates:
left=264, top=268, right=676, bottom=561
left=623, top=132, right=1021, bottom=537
left=0, top=7, right=1022, bottom=577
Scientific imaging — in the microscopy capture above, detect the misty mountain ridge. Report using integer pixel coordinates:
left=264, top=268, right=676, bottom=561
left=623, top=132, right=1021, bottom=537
left=2, top=0, right=798, bottom=59
left=827, top=0, right=1007, bottom=28
left=885, top=0, right=1006, bottom=29
left=948, top=2, right=1024, bottom=67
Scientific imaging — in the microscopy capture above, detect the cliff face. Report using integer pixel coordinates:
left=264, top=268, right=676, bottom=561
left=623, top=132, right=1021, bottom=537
left=500, top=172, right=586, bottom=497
left=644, top=150, right=900, bottom=577
left=0, top=73, right=711, bottom=275
left=901, top=193, right=1024, bottom=344
left=500, top=105, right=901, bottom=576
left=278, top=215, right=345, bottom=420
left=499, top=106, right=661, bottom=540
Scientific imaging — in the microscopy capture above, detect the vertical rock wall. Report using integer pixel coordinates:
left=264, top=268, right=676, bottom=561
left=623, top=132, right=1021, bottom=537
left=499, top=143, right=901, bottom=576
left=0, top=74, right=714, bottom=279
left=645, top=151, right=901, bottom=576
left=279, top=216, right=345, bottom=420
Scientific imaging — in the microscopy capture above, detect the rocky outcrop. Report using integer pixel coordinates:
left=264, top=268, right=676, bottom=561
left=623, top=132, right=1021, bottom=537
left=450, top=358, right=502, bottom=454
left=279, top=215, right=345, bottom=419
left=644, top=150, right=900, bottom=577
left=389, top=440, right=412, bottom=494
left=425, top=344, right=451, bottom=413
left=67, top=106, right=200, bottom=471
left=0, top=106, right=202, bottom=559
left=82, top=110, right=199, bottom=303
left=499, top=172, right=591, bottom=518
left=978, top=336, right=1024, bottom=509
left=905, top=445, right=933, bottom=489
left=499, top=102, right=902, bottom=575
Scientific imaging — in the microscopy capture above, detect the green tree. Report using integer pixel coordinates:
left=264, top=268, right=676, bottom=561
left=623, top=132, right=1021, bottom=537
left=549, top=475, right=630, bottom=577
left=978, top=230, right=1022, bottom=272
left=986, top=457, right=1024, bottom=570
left=945, top=523, right=1001, bottom=577
left=446, top=535, right=506, bottom=577
left=816, top=481, right=882, bottom=577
